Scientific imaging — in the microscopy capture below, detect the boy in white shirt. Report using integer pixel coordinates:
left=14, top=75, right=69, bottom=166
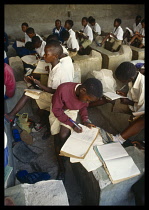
left=128, top=19, right=145, bottom=48
left=32, top=36, right=46, bottom=58
left=89, top=17, right=101, bottom=39
left=61, top=30, right=79, bottom=57
left=21, top=22, right=32, bottom=43
left=26, top=27, right=43, bottom=41
left=99, top=18, right=123, bottom=52
left=123, top=15, right=142, bottom=43
left=76, top=17, right=93, bottom=55
left=64, top=19, right=76, bottom=38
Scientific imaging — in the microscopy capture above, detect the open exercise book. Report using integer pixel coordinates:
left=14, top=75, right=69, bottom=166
left=21, top=55, right=38, bottom=66
left=16, top=41, right=25, bottom=47
left=60, top=124, right=99, bottom=159
left=33, top=60, right=50, bottom=74
left=94, top=142, right=140, bottom=184
left=24, top=89, right=43, bottom=99
left=103, top=92, right=127, bottom=100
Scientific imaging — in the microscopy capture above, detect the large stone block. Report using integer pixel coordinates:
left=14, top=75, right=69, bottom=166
left=73, top=50, right=102, bottom=82
left=130, top=46, right=145, bottom=60
left=4, top=81, right=33, bottom=117
left=9, top=56, right=24, bottom=82
left=73, top=62, right=81, bottom=83
left=90, top=41, right=132, bottom=75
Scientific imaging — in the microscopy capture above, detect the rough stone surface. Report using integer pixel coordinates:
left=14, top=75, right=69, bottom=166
left=4, top=5, right=144, bottom=40
left=130, top=46, right=145, bottom=60
left=9, top=56, right=25, bottom=82
left=73, top=50, right=102, bottom=82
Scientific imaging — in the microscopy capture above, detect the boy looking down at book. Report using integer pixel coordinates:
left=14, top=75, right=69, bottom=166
left=32, top=36, right=46, bottom=58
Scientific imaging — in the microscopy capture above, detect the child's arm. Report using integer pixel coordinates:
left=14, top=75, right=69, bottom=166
left=79, top=107, right=96, bottom=128
left=68, top=48, right=77, bottom=52
left=27, top=76, right=56, bottom=94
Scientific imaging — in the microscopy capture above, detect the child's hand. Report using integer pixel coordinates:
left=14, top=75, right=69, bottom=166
left=84, top=122, right=96, bottom=129
left=116, top=90, right=127, bottom=97
left=27, top=76, right=41, bottom=86
left=120, top=98, right=134, bottom=105
left=73, top=126, right=83, bottom=133
left=45, top=66, right=50, bottom=73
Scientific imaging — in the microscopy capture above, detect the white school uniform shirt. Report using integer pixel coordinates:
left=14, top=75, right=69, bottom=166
left=64, top=35, right=79, bottom=51
left=25, top=32, right=32, bottom=43
left=47, top=57, right=74, bottom=89
left=112, top=26, right=123, bottom=40
left=132, top=22, right=142, bottom=33
left=35, top=40, right=46, bottom=57
left=68, top=29, right=76, bottom=38
left=127, top=72, right=144, bottom=112
left=61, top=44, right=69, bottom=55
left=91, top=23, right=101, bottom=35
left=82, top=24, right=93, bottom=42
left=35, top=33, right=43, bottom=41
left=139, top=28, right=145, bottom=45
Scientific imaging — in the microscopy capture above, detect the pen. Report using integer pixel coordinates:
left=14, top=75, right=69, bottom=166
left=119, top=85, right=126, bottom=91
left=69, top=119, right=82, bottom=130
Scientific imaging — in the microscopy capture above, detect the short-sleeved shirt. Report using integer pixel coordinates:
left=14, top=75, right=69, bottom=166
left=82, top=24, right=93, bottom=42
left=35, top=41, right=46, bottom=57
left=112, top=26, right=123, bottom=40
left=52, top=82, right=89, bottom=127
left=139, top=28, right=145, bottom=45
left=64, top=35, right=79, bottom=51
left=35, top=34, right=43, bottom=41
left=47, top=56, right=74, bottom=89
left=68, top=29, right=76, bottom=38
left=52, top=26, right=66, bottom=42
left=4, top=63, right=16, bottom=98
left=132, top=22, right=142, bottom=33
left=127, top=72, right=144, bottom=112
left=91, top=23, right=101, bottom=35
left=25, top=32, right=32, bottom=43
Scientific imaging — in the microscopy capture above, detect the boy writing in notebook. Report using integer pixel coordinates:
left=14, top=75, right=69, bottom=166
left=50, top=78, right=103, bottom=179
left=99, top=18, right=123, bottom=52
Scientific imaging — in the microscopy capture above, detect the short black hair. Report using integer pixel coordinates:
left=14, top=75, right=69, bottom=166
left=32, top=36, right=41, bottom=45
left=88, top=16, right=94, bottom=23
left=82, top=78, right=103, bottom=98
left=55, top=19, right=61, bottom=24
left=90, top=18, right=95, bottom=24
left=25, top=41, right=34, bottom=51
left=45, top=40, right=63, bottom=57
left=46, top=34, right=59, bottom=44
left=65, top=19, right=74, bottom=27
left=115, top=62, right=137, bottom=80
left=26, top=27, right=35, bottom=34
left=61, top=30, right=70, bottom=40
left=114, top=18, right=122, bottom=25
left=141, top=19, right=145, bottom=23
left=21, top=22, right=28, bottom=27
left=136, top=15, right=142, bottom=20
left=82, top=17, right=88, bottom=22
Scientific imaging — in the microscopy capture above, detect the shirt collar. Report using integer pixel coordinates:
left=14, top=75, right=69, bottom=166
left=128, top=72, right=143, bottom=90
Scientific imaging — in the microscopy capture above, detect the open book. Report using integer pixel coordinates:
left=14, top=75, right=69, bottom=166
left=94, top=142, right=140, bottom=184
left=103, top=92, right=127, bottom=100
left=21, top=55, right=38, bottom=66
left=33, top=60, right=50, bottom=74
left=60, top=124, right=99, bottom=159
left=16, top=41, right=25, bottom=47
left=24, top=89, right=43, bottom=99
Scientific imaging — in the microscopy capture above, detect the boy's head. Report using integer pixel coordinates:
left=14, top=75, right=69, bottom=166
left=46, top=34, right=59, bottom=44
left=25, top=41, right=35, bottom=51
left=26, top=27, right=35, bottom=38
left=89, top=18, right=96, bottom=26
left=141, top=19, right=145, bottom=28
left=44, top=40, right=63, bottom=63
left=135, top=15, right=142, bottom=25
left=32, top=36, right=42, bottom=49
left=78, top=78, right=103, bottom=103
left=64, top=20, right=74, bottom=30
left=82, top=17, right=88, bottom=27
left=88, top=16, right=94, bottom=24
left=61, top=30, right=70, bottom=42
left=115, top=62, right=137, bottom=83
left=114, top=18, right=121, bottom=27
left=21, top=22, right=29, bottom=32
left=55, top=19, right=61, bottom=30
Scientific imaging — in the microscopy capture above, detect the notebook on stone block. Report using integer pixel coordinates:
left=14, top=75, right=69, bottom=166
left=21, top=55, right=38, bottom=66
left=103, top=92, right=127, bottom=100
left=33, top=60, right=50, bottom=74
left=94, top=142, right=141, bottom=184
left=16, top=41, right=25, bottom=47
left=24, top=89, right=43, bottom=99
left=60, top=124, right=99, bottom=159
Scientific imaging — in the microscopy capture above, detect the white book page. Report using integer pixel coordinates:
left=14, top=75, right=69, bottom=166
left=16, top=41, right=25, bottom=47
left=81, top=159, right=102, bottom=172
left=103, top=92, right=127, bottom=100
left=132, top=110, right=145, bottom=117
left=33, top=60, right=50, bottom=74
left=96, top=142, right=128, bottom=161
left=24, top=89, right=43, bottom=94
left=105, top=156, right=140, bottom=181
left=21, top=55, right=38, bottom=65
